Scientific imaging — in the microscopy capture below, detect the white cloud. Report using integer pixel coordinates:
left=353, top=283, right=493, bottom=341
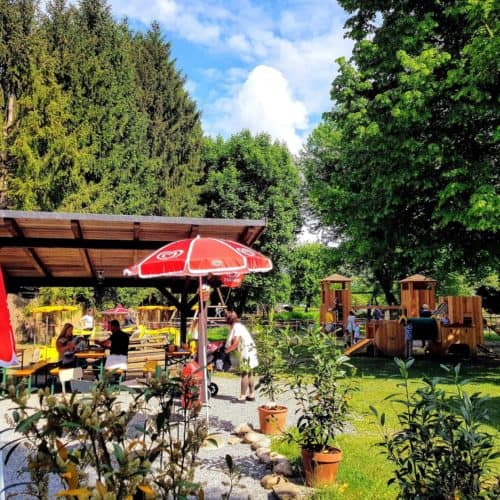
left=107, top=0, right=354, bottom=151
left=212, top=65, right=308, bottom=154
left=227, top=34, right=252, bottom=54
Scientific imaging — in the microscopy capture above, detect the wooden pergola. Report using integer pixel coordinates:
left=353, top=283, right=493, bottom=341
left=0, top=210, right=268, bottom=340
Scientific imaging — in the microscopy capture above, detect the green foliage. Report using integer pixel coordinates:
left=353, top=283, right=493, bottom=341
left=2, top=0, right=202, bottom=218
left=371, top=358, right=500, bottom=499
left=288, top=243, right=336, bottom=310
left=206, top=326, right=228, bottom=341
left=284, top=328, right=356, bottom=451
left=2, top=369, right=207, bottom=498
left=201, top=131, right=302, bottom=312
left=254, top=324, right=287, bottom=405
left=133, top=22, right=204, bottom=217
left=273, top=310, right=317, bottom=321
left=304, top=0, right=499, bottom=300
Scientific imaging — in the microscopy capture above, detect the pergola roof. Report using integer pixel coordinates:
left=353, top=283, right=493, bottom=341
left=0, top=210, right=267, bottom=293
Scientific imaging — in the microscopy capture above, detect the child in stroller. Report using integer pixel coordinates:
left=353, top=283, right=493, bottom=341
left=207, top=340, right=231, bottom=372
left=205, top=340, right=231, bottom=396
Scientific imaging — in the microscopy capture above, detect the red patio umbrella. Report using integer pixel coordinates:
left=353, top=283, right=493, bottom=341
left=101, top=304, right=130, bottom=315
left=123, top=236, right=272, bottom=416
left=0, top=266, right=18, bottom=367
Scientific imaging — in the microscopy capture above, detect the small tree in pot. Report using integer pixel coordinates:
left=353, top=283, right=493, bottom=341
left=254, top=325, right=288, bottom=434
left=285, top=328, right=356, bottom=487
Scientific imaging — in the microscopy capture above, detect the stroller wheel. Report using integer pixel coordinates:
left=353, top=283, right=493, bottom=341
left=208, top=382, right=218, bottom=397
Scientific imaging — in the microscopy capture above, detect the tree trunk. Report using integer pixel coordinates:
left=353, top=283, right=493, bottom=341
left=374, top=268, right=397, bottom=305
left=0, top=94, right=16, bottom=208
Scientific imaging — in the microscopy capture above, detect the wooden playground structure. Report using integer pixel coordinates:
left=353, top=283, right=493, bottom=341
left=320, top=273, right=484, bottom=357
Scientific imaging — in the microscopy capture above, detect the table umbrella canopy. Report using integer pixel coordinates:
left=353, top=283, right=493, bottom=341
left=101, top=304, right=130, bottom=315
left=0, top=265, right=17, bottom=367
left=123, top=236, right=272, bottom=421
left=124, top=236, right=272, bottom=278
left=31, top=305, right=79, bottom=313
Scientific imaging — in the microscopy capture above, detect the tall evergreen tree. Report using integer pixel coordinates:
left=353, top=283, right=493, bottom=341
left=133, top=22, right=204, bottom=216
left=7, top=33, right=84, bottom=210
left=0, top=0, right=37, bottom=207
left=43, top=0, right=152, bottom=214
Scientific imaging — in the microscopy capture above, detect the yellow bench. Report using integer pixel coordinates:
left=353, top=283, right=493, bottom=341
left=8, top=361, right=50, bottom=391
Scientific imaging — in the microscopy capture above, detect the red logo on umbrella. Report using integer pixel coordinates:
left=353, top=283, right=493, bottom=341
left=157, top=250, right=184, bottom=261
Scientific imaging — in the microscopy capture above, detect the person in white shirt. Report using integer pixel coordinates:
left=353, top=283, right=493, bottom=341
left=224, top=310, right=258, bottom=403
left=80, top=308, right=94, bottom=330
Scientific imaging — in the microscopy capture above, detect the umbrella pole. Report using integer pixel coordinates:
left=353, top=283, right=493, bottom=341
left=198, top=276, right=210, bottom=424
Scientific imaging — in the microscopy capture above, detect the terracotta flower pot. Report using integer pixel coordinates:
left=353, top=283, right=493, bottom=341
left=258, top=405, right=288, bottom=435
left=301, top=446, right=342, bottom=487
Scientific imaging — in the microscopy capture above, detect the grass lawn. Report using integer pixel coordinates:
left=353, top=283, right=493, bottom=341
left=272, top=351, right=500, bottom=499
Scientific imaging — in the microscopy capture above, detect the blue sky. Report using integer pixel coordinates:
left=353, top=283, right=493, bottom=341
left=109, top=0, right=353, bottom=154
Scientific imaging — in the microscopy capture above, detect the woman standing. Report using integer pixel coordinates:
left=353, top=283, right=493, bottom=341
left=224, top=310, right=258, bottom=403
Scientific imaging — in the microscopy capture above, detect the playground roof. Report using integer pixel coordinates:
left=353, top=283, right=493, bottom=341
left=400, top=274, right=436, bottom=283
left=321, top=273, right=352, bottom=282
left=0, top=210, right=267, bottom=293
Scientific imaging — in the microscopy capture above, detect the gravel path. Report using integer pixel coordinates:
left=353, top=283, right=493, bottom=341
left=196, top=374, right=300, bottom=499
left=0, top=373, right=300, bottom=499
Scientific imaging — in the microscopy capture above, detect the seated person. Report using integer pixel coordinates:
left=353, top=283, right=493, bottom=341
left=56, top=323, right=77, bottom=367
left=93, top=319, right=129, bottom=380
left=324, top=308, right=334, bottom=333
left=56, top=323, right=87, bottom=368
left=419, top=304, right=432, bottom=318
left=123, top=313, right=136, bottom=327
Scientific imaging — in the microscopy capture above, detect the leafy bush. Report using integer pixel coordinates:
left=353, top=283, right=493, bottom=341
left=371, top=358, right=500, bottom=499
left=2, top=369, right=208, bottom=498
left=284, top=328, right=356, bottom=451
left=254, top=325, right=287, bottom=406
left=273, top=310, right=317, bottom=321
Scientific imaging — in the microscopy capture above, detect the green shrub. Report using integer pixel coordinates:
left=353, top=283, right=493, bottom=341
left=371, top=358, right=500, bottom=499
left=273, top=310, right=317, bottom=321
left=3, top=369, right=208, bottom=498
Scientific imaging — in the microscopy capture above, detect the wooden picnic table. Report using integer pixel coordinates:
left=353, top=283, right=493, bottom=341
left=165, top=350, right=191, bottom=367
left=74, top=350, right=106, bottom=360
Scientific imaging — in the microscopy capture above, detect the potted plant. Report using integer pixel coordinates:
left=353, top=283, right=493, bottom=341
left=285, top=329, right=356, bottom=487
left=254, top=325, right=288, bottom=435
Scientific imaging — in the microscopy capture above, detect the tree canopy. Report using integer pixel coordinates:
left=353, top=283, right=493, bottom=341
left=303, top=0, right=499, bottom=301
left=1, top=0, right=203, bottom=216
left=201, top=131, right=302, bottom=311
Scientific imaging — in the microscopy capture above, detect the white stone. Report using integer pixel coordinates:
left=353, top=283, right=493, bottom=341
left=261, top=473, right=288, bottom=489
left=269, top=452, right=287, bottom=462
left=273, top=460, right=294, bottom=477
left=251, top=437, right=272, bottom=450
left=233, top=422, right=254, bottom=435
left=243, top=431, right=263, bottom=444
left=272, top=481, right=307, bottom=499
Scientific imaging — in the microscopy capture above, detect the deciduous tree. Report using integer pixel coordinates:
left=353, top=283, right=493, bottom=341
left=201, top=131, right=302, bottom=312
left=304, top=0, right=499, bottom=300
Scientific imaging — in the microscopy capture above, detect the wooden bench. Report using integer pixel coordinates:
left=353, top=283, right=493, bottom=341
left=7, top=360, right=51, bottom=391
left=126, top=349, right=167, bottom=378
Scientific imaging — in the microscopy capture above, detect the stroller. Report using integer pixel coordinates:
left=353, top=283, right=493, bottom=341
left=206, top=340, right=231, bottom=396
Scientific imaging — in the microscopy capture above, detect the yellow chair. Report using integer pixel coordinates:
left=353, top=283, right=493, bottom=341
left=142, top=360, right=159, bottom=377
